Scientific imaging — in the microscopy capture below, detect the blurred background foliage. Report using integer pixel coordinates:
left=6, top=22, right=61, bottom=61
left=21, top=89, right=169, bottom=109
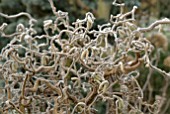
left=0, top=0, right=170, bottom=45
left=0, top=0, right=170, bottom=113
left=1, top=0, right=170, bottom=50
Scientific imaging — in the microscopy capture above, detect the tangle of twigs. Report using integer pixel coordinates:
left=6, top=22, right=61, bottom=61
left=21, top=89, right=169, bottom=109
left=0, top=0, right=170, bottom=114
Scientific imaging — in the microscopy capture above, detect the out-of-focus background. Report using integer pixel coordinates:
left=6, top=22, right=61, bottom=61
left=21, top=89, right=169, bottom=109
left=0, top=0, right=170, bottom=113
left=1, top=0, right=170, bottom=50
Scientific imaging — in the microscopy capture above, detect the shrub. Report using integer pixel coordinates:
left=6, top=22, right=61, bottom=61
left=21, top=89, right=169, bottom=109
left=0, top=0, right=170, bottom=113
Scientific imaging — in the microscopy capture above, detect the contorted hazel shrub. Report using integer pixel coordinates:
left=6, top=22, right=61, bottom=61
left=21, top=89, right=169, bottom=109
left=0, top=0, right=170, bottom=114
